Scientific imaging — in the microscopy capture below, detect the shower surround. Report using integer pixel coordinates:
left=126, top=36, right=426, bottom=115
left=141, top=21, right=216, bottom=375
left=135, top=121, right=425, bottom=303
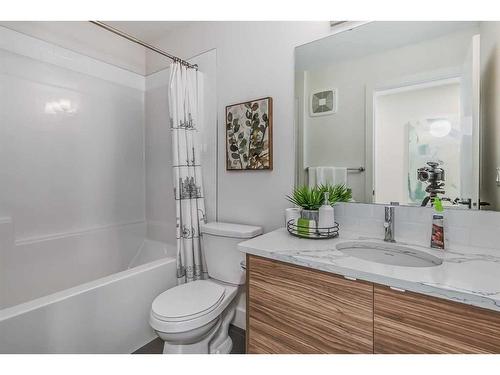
left=0, top=25, right=216, bottom=352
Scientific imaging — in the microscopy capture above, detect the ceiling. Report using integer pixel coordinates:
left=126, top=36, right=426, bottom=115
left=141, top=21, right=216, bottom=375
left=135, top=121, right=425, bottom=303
left=296, top=21, right=480, bottom=72
left=0, top=21, right=194, bottom=75
left=105, top=21, right=194, bottom=43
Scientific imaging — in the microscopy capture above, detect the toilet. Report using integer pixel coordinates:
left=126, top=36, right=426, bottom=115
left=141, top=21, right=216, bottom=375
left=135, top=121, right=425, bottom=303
left=149, top=222, right=262, bottom=354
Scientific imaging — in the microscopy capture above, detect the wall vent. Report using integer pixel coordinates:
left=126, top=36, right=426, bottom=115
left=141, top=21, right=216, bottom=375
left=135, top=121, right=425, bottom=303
left=310, top=88, right=337, bottom=117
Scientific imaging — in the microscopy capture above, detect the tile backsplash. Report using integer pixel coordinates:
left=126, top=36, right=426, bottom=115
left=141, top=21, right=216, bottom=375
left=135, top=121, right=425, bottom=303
left=335, top=202, right=500, bottom=251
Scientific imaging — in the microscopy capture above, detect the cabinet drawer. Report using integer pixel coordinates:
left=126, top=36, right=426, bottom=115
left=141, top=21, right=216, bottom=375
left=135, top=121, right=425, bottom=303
left=374, top=285, right=500, bottom=353
left=247, top=255, right=373, bottom=353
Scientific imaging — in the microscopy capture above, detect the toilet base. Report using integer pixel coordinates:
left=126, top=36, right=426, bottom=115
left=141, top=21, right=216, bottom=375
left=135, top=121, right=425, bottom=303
left=212, top=336, right=233, bottom=354
left=161, top=324, right=233, bottom=354
left=162, top=318, right=222, bottom=354
left=160, top=298, right=237, bottom=354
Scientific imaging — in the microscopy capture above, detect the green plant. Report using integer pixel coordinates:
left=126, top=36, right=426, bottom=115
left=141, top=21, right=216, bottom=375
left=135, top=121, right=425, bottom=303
left=286, top=185, right=324, bottom=210
left=319, top=184, right=352, bottom=205
left=286, top=184, right=352, bottom=210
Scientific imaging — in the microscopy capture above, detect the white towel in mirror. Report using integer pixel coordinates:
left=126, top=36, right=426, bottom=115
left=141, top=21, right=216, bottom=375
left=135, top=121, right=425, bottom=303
left=308, top=167, right=347, bottom=187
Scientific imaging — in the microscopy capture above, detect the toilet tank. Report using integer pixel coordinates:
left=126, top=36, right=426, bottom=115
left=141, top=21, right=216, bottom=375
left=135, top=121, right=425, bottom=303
left=201, top=222, right=263, bottom=285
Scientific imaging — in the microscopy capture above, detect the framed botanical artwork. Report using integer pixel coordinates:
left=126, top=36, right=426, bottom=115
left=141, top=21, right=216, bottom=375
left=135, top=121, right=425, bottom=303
left=225, top=97, right=273, bottom=170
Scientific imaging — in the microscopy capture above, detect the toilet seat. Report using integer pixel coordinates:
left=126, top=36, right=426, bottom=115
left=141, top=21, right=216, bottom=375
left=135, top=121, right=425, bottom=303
left=150, top=280, right=237, bottom=334
left=151, top=280, right=225, bottom=322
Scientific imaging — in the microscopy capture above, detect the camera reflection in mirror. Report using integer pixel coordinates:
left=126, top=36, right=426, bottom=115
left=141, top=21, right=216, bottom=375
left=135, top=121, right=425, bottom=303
left=417, top=162, right=446, bottom=207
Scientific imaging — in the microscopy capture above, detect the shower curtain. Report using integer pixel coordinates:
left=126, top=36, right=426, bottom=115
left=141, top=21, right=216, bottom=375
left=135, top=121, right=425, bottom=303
left=169, top=62, right=208, bottom=284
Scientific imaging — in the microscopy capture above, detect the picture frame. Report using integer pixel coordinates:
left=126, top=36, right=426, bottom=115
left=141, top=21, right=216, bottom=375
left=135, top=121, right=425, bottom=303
left=225, top=97, right=273, bottom=170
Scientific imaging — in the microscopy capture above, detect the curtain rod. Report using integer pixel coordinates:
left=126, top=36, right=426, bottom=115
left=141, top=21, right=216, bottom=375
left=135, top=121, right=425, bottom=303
left=89, top=21, right=198, bottom=70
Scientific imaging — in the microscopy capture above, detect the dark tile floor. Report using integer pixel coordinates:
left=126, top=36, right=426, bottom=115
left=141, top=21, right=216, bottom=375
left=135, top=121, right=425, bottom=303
left=228, top=325, right=246, bottom=354
left=132, top=325, right=246, bottom=354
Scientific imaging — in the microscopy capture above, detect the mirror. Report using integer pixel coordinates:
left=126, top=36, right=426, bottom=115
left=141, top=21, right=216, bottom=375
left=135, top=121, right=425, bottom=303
left=295, top=21, right=500, bottom=210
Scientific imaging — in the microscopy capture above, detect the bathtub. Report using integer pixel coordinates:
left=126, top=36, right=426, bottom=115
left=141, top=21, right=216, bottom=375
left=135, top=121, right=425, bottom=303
left=0, top=220, right=177, bottom=353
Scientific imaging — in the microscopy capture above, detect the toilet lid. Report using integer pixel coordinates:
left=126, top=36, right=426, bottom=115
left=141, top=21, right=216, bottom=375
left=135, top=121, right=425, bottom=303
left=151, top=280, right=226, bottom=322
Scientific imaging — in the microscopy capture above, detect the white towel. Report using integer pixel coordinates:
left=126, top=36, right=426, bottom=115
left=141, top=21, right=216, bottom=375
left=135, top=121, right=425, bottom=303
left=308, top=166, right=347, bottom=187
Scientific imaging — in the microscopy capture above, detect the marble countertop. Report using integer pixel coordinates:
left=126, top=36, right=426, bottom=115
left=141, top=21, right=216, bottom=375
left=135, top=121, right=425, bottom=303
left=238, top=228, right=500, bottom=312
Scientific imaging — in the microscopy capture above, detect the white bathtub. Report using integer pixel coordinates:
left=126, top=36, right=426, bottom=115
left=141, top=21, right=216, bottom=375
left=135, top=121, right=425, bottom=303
left=0, top=220, right=177, bottom=353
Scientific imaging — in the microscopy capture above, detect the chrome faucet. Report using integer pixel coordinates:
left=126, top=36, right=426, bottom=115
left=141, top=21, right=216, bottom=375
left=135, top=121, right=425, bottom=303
left=384, top=206, right=395, bottom=242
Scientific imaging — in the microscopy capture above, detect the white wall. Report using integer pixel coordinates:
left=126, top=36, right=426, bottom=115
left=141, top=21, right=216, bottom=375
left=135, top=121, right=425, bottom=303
left=0, top=27, right=146, bottom=242
left=147, top=22, right=332, bottom=232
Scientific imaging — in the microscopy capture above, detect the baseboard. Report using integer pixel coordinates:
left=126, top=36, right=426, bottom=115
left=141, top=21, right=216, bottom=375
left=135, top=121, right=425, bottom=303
left=232, top=305, right=246, bottom=330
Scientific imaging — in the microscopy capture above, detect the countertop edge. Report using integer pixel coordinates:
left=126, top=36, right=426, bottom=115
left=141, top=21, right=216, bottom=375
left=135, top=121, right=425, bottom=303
left=239, top=244, right=500, bottom=313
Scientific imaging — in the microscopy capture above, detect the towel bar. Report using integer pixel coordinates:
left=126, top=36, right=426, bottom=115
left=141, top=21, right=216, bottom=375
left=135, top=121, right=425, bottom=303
left=306, top=166, right=365, bottom=172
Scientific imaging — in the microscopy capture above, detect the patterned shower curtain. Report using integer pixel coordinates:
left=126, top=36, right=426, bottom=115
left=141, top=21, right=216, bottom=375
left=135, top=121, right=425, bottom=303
left=169, top=62, right=208, bottom=284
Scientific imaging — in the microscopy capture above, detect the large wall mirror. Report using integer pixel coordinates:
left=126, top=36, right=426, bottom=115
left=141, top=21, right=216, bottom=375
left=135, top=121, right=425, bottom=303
left=295, top=21, right=500, bottom=210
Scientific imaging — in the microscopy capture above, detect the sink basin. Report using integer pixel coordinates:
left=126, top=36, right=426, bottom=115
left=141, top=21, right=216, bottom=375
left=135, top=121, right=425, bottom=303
left=336, top=241, right=443, bottom=267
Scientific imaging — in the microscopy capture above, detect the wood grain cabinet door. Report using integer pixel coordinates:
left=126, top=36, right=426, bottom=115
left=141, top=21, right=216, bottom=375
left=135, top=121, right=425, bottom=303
left=374, top=285, right=500, bottom=353
left=246, top=255, right=373, bottom=354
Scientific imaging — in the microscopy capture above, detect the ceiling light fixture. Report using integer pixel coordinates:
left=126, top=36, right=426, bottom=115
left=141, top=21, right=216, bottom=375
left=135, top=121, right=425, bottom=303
left=429, top=119, right=451, bottom=138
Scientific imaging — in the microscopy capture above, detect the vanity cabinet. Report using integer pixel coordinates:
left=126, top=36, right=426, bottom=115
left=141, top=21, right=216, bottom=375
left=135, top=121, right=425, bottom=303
left=246, top=255, right=500, bottom=354
left=374, top=285, right=500, bottom=354
left=246, top=255, right=374, bottom=353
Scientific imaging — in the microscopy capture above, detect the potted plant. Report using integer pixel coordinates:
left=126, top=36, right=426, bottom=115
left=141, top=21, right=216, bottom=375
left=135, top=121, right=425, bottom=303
left=286, top=184, right=352, bottom=222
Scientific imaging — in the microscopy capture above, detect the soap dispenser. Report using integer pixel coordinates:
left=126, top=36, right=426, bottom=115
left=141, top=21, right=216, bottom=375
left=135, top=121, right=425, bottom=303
left=318, top=192, right=335, bottom=233
left=431, top=197, right=445, bottom=250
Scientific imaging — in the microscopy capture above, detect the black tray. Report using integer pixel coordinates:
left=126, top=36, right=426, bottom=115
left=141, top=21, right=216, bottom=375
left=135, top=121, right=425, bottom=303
left=287, top=219, right=339, bottom=239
